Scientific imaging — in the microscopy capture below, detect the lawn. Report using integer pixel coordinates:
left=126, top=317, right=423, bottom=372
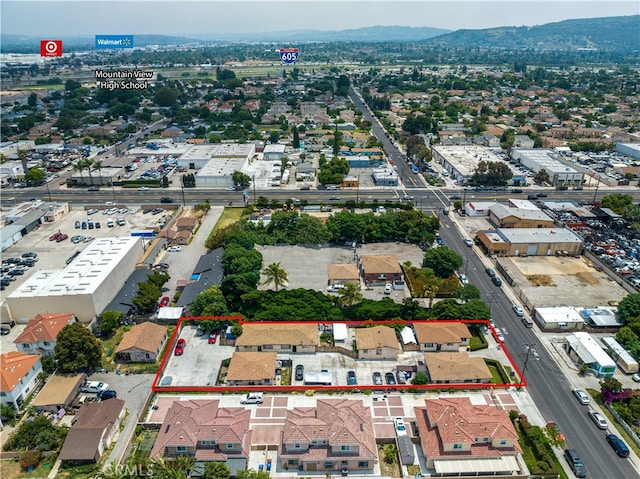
left=212, top=207, right=244, bottom=233
left=377, top=444, right=401, bottom=478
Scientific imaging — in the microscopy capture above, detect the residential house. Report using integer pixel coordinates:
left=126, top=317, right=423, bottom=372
left=176, top=216, right=199, bottom=232
left=327, top=264, right=360, bottom=287
left=279, top=399, right=377, bottom=473
left=415, top=397, right=523, bottom=477
left=413, top=322, right=471, bottom=352
left=360, top=255, right=402, bottom=285
left=226, top=352, right=277, bottom=386
left=31, top=373, right=86, bottom=413
left=161, top=126, right=184, bottom=138
left=115, top=322, right=167, bottom=363
left=158, top=228, right=191, bottom=245
left=0, top=352, right=42, bottom=410
left=354, top=326, right=400, bottom=360
left=295, top=162, right=316, bottom=181
left=235, top=324, right=318, bottom=353
left=58, top=399, right=126, bottom=463
left=14, top=313, right=76, bottom=357
left=151, top=399, right=251, bottom=470
left=424, top=352, right=492, bottom=384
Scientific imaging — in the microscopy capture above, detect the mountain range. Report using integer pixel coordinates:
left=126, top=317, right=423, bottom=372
left=1, top=15, right=638, bottom=53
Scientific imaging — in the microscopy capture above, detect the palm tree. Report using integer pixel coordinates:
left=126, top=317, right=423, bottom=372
left=261, top=262, right=288, bottom=291
left=73, top=160, right=85, bottom=185
left=93, top=160, right=103, bottom=186
left=337, top=282, right=363, bottom=308
left=424, top=285, right=439, bottom=308
left=18, top=149, right=28, bottom=177
left=84, top=158, right=94, bottom=185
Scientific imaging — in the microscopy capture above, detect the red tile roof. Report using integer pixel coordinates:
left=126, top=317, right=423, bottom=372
left=14, top=313, right=75, bottom=344
left=0, top=351, right=40, bottom=392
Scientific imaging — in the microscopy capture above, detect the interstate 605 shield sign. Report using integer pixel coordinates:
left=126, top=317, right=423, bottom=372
left=279, top=48, right=299, bottom=65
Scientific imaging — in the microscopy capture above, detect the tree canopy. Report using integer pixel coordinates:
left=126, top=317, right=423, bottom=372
left=601, top=194, right=633, bottom=214
left=190, top=285, right=229, bottom=317
left=54, top=323, right=102, bottom=373
left=422, top=247, right=464, bottom=278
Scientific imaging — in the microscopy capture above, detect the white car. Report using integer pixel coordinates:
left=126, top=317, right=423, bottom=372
left=463, top=238, right=474, bottom=247
left=79, top=381, right=109, bottom=393
left=632, top=373, right=640, bottom=382
left=588, top=410, right=608, bottom=429
left=572, top=389, right=590, bottom=405
left=458, top=273, right=469, bottom=285
left=138, top=187, right=149, bottom=191
left=512, top=305, right=524, bottom=316
left=240, top=392, right=264, bottom=404
left=384, top=283, right=392, bottom=294
left=394, top=417, right=407, bottom=436
left=378, top=206, right=386, bottom=213
left=167, top=246, right=182, bottom=252
left=226, top=186, right=236, bottom=191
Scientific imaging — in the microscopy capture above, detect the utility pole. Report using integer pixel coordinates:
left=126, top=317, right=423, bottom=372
left=45, top=181, right=52, bottom=202
left=253, top=173, right=256, bottom=205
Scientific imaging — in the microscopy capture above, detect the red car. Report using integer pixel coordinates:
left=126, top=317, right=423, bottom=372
left=49, top=232, right=62, bottom=241
left=174, top=338, right=186, bottom=356
left=159, top=296, right=170, bottom=308
left=56, top=233, right=68, bottom=242
left=208, top=331, right=217, bottom=344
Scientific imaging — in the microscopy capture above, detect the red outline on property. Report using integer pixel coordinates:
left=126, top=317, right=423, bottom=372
left=152, top=316, right=526, bottom=393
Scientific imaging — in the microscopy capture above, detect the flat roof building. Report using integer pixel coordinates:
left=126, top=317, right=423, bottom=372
left=511, top=149, right=584, bottom=186
left=533, top=306, right=584, bottom=331
left=177, top=144, right=255, bottom=187
left=432, top=146, right=503, bottom=185
left=477, top=227, right=583, bottom=257
left=7, top=237, right=144, bottom=322
left=565, top=331, right=616, bottom=378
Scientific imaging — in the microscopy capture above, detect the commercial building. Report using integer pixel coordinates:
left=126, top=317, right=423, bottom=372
left=564, top=331, right=616, bottom=378
left=431, top=146, right=503, bottom=185
left=476, top=228, right=583, bottom=257
left=511, top=149, right=584, bottom=186
left=616, top=142, right=640, bottom=160
left=0, top=351, right=42, bottom=410
left=533, top=307, right=584, bottom=331
left=488, top=204, right=554, bottom=229
left=7, top=237, right=144, bottom=322
left=263, top=144, right=286, bottom=161
left=178, top=144, right=255, bottom=187
left=371, top=168, right=398, bottom=186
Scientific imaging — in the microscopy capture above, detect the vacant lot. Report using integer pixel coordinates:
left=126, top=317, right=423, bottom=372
left=500, top=256, right=628, bottom=308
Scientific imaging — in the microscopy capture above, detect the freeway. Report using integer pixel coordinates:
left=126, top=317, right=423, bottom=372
left=437, top=212, right=640, bottom=479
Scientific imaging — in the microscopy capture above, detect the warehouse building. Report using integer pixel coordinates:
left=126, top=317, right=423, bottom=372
left=431, top=146, right=503, bottom=185
left=177, top=144, right=255, bottom=187
left=7, top=237, right=144, bottom=323
left=476, top=228, right=583, bottom=257
left=511, top=149, right=584, bottom=186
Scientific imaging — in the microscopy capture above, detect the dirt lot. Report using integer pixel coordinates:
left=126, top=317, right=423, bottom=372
left=499, top=256, right=628, bottom=308
left=256, top=242, right=425, bottom=301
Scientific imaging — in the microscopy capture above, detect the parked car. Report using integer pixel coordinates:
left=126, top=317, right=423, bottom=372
left=347, top=370, right=357, bottom=385
left=403, top=194, right=414, bottom=201
left=492, top=276, right=502, bottom=286
left=384, top=283, right=392, bottom=294
left=56, top=233, right=68, bottom=242
left=385, top=372, right=396, bottom=385
left=394, top=417, right=407, bottom=436
left=208, top=331, right=217, bottom=344
left=87, top=186, right=100, bottom=191
left=485, top=267, right=496, bottom=278
left=80, top=381, right=109, bottom=393
left=75, top=220, right=81, bottom=229
left=138, top=186, right=150, bottom=191
left=588, top=409, right=608, bottom=429
left=458, top=273, right=469, bottom=285
left=372, top=372, right=383, bottom=385
left=572, top=389, right=590, bottom=405
left=167, top=246, right=182, bottom=252
left=240, top=392, right=264, bottom=404
left=512, top=305, right=524, bottom=316
left=98, top=389, right=117, bottom=400
left=295, top=364, right=304, bottom=381
left=174, top=338, right=186, bottom=356
left=436, top=236, right=444, bottom=245
left=463, top=238, right=473, bottom=247
left=21, top=252, right=37, bottom=259
left=606, top=434, right=630, bottom=458
left=159, top=296, right=170, bottom=308
left=564, top=449, right=587, bottom=478
left=632, top=373, right=640, bottom=382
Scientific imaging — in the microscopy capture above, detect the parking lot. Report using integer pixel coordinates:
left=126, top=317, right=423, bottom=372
left=0, top=204, right=178, bottom=299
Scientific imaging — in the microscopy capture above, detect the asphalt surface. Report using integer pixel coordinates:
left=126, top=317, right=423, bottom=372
left=437, top=212, right=639, bottom=479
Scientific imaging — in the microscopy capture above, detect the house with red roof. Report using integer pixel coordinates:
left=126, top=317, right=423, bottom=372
left=279, top=399, right=377, bottom=474
left=14, top=313, right=76, bottom=357
left=414, top=397, right=523, bottom=477
left=0, top=351, right=42, bottom=409
left=150, top=399, right=251, bottom=471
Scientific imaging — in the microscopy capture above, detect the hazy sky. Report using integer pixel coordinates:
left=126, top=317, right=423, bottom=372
left=1, top=0, right=638, bottom=36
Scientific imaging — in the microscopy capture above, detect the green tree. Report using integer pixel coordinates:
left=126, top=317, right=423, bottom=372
left=54, top=323, right=102, bottom=373
left=190, top=286, right=229, bottom=317
left=220, top=272, right=260, bottom=310
left=332, top=125, right=341, bottom=156
left=422, top=247, right=463, bottom=278
left=456, top=284, right=481, bottom=302
left=623, top=204, right=640, bottom=229
left=261, top=262, right=288, bottom=291
left=534, top=169, right=550, bottom=185
left=162, top=175, right=169, bottom=188
left=24, top=168, right=45, bottom=184
left=411, top=371, right=429, bottom=385
left=4, top=415, right=67, bottom=451
left=20, top=450, right=41, bottom=471
left=232, top=170, right=252, bottom=188
left=617, top=293, right=640, bottom=324
left=204, top=462, right=231, bottom=479
left=237, top=469, right=270, bottom=479
left=92, top=160, right=104, bottom=186
left=41, top=356, right=56, bottom=374
left=292, top=126, right=300, bottom=149
left=132, top=281, right=162, bottom=314
left=100, top=311, right=122, bottom=336
left=616, top=326, right=639, bottom=345
left=337, top=282, right=364, bottom=308
left=154, top=87, right=178, bottom=107
left=325, top=210, right=367, bottom=241
left=221, top=244, right=263, bottom=275
left=460, top=299, right=491, bottom=320
left=429, top=298, right=461, bottom=319
left=27, top=92, right=37, bottom=107
left=601, top=194, right=633, bottom=215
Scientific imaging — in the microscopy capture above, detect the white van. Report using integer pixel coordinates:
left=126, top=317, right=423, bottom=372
left=79, top=381, right=109, bottom=393
left=106, top=218, right=114, bottom=227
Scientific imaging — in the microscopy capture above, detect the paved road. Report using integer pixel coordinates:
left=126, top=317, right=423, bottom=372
left=437, top=211, right=639, bottom=479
